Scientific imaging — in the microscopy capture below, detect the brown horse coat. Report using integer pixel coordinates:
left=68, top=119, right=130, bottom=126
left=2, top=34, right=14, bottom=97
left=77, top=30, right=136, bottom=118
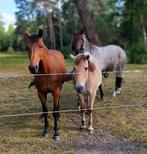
left=25, top=29, right=67, bottom=140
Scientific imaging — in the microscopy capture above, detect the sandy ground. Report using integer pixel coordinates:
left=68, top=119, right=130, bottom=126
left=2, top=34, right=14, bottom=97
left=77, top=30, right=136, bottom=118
left=73, top=131, right=146, bottom=154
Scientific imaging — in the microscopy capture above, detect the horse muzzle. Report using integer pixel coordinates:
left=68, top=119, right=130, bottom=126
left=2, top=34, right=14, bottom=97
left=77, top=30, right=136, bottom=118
left=28, top=64, right=39, bottom=74
left=75, top=84, right=83, bottom=93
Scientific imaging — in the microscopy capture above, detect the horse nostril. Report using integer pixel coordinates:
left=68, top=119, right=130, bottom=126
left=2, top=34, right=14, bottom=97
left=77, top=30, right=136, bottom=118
left=75, top=84, right=83, bottom=93
left=28, top=64, right=39, bottom=74
left=28, top=64, right=33, bottom=72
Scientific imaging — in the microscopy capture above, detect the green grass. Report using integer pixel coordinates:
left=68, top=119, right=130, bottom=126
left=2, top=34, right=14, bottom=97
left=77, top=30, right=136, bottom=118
left=0, top=52, right=29, bottom=73
left=0, top=52, right=146, bottom=153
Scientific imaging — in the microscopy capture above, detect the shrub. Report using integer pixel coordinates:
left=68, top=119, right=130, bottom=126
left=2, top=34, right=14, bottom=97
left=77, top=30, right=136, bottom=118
left=128, top=42, right=147, bottom=64
left=61, top=47, right=70, bottom=59
left=7, top=46, right=14, bottom=54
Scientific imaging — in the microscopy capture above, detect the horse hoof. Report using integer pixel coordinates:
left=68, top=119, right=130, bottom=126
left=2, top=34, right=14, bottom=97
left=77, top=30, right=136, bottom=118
left=88, top=126, right=94, bottom=131
left=54, top=135, right=60, bottom=141
left=88, top=127, right=94, bottom=134
left=113, top=92, right=116, bottom=97
left=42, top=132, right=49, bottom=138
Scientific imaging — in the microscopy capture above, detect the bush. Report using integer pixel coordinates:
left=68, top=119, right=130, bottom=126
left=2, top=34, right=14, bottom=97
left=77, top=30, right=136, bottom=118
left=61, top=47, right=70, bottom=59
left=128, top=42, right=147, bottom=64
left=7, top=46, right=14, bottom=54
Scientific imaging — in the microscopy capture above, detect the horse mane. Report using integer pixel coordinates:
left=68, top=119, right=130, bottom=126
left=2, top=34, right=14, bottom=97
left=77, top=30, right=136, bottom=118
left=88, top=60, right=96, bottom=72
left=74, top=54, right=86, bottom=65
left=74, top=53, right=96, bottom=72
left=83, top=34, right=95, bottom=52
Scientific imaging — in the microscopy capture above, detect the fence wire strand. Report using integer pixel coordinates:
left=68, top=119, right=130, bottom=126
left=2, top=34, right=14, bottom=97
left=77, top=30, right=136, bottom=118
left=0, top=70, right=146, bottom=118
left=0, top=103, right=146, bottom=118
left=0, top=69, right=147, bottom=78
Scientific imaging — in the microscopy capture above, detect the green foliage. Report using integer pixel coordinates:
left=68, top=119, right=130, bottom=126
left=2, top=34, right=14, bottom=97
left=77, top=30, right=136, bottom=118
left=7, top=46, right=14, bottom=54
left=61, top=47, right=70, bottom=59
left=128, top=42, right=147, bottom=64
left=0, top=18, right=15, bottom=52
left=0, top=0, right=147, bottom=64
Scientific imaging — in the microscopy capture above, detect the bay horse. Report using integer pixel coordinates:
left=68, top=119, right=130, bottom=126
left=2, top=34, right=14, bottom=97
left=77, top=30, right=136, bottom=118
left=24, top=29, right=67, bottom=141
left=72, top=31, right=127, bottom=96
left=72, top=52, right=102, bottom=132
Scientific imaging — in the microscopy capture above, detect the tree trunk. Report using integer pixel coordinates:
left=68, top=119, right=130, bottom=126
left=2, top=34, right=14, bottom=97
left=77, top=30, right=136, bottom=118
left=74, top=0, right=101, bottom=46
left=44, top=0, right=56, bottom=49
left=140, top=15, right=147, bottom=49
left=48, top=11, right=56, bottom=49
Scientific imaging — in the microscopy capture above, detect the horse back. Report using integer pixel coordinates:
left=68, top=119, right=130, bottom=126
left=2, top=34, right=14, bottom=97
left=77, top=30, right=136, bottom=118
left=47, top=50, right=67, bottom=73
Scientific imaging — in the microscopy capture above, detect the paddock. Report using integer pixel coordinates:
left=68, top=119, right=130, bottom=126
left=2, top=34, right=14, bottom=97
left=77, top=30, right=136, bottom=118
left=0, top=66, right=146, bottom=153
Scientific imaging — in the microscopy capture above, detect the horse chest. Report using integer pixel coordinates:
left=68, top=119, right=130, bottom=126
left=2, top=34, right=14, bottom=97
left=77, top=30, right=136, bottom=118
left=35, top=76, right=62, bottom=92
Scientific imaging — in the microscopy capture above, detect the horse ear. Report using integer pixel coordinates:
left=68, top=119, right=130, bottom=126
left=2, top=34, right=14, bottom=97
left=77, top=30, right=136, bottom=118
left=24, top=31, right=30, bottom=38
left=70, top=54, right=76, bottom=60
left=24, top=31, right=31, bottom=41
left=80, top=29, right=84, bottom=34
left=38, top=29, right=44, bottom=38
left=86, top=55, right=90, bottom=60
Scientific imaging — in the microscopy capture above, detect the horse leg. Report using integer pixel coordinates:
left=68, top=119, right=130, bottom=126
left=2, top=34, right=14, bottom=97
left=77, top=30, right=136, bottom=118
left=98, top=84, right=104, bottom=100
left=113, top=63, right=124, bottom=96
left=52, top=88, right=61, bottom=141
left=37, top=91, right=48, bottom=137
left=113, top=77, right=122, bottom=96
left=78, top=94, right=86, bottom=129
left=116, top=77, right=122, bottom=93
left=77, top=94, right=81, bottom=110
left=87, top=93, right=96, bottom=133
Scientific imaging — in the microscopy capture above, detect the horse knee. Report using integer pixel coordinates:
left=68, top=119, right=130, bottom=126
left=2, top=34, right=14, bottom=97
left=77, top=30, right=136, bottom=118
left=53, top=112, right=60, bottom=120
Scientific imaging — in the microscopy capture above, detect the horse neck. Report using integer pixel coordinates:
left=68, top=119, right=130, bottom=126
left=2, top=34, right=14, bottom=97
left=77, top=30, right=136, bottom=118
left=84, top=38, right=95, bottom=53
left=39, top=47, right=50, bottom=73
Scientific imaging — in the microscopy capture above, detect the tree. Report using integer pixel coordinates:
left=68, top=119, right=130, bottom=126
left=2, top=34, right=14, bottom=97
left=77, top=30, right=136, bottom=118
left=6, top=24, right=15, bottom=52
left=0, top=16, right=8, bottom=51
left=74, top=0, right=101, bottom=45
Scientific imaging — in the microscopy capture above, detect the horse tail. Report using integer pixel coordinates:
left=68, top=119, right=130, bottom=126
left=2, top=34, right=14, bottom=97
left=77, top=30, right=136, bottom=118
left=62, top=70, right=73, bottom=83
left=115, top=48, right=127, bottom=78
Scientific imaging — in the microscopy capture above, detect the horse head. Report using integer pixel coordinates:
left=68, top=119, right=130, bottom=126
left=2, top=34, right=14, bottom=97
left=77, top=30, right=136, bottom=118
left=72, top=52, right=96, bottom=93
left=72, top=30, right=85, bottom=54
left=24, top=29, right=45, bottom=74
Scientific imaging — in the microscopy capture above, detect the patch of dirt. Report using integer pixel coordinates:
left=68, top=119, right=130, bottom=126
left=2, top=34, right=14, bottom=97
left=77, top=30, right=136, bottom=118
left=73, top=131, right=147, bottom=154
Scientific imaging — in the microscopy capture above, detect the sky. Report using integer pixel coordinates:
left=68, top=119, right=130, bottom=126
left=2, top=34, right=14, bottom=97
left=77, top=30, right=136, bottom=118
left=0, top=0, right=17, bottom=31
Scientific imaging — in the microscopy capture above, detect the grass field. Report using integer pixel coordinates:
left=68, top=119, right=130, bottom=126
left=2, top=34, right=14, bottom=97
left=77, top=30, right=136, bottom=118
left=0, top=52, right=146, bottom=153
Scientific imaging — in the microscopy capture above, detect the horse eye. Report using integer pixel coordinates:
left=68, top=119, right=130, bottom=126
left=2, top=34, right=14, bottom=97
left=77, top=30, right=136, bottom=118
left=81, top=38, right=84, bottom=42
left=39, top=45, right=43, bottom=48
left=85, top=67, right=88, bottom=71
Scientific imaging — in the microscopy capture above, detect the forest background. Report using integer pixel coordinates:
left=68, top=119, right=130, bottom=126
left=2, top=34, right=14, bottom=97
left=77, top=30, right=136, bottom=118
left=0, top=0, right=147, bottom=64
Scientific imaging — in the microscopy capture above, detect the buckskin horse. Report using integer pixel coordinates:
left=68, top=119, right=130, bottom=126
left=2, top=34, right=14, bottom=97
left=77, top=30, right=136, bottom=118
left=24, top=29, right=68, bottom=141
left=72, top=31, right=127, bottom=96
left=71, top=52, right=102, bottom=132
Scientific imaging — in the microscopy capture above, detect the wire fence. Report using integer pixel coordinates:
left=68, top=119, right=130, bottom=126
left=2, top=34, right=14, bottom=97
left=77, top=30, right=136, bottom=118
left=0, top=69, right=147, bottom=78
left=0, top=103, right=146, bottom=118
left=0, top=70, right=146, bottom=118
